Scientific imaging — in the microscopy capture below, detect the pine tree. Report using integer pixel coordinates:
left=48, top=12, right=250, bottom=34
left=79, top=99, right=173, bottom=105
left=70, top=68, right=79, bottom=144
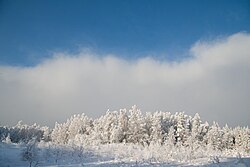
left=191, top=113, right=201, bottom=140
left=175, top=112, right=188, bottom=143
left=205, top=122, right=224, bottom=151
left=222, top=124, right=235, bottom=150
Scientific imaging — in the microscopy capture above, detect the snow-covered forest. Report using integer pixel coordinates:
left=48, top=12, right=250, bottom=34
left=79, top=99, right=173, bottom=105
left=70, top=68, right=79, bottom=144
left=0, top=106, right=249, bottom=166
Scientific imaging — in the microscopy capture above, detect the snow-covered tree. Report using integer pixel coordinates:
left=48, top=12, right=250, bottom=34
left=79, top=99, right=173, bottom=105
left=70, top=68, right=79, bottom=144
left=205, top=122, right=224, bottom=151
left=234, top=126, right=250, bottom=153
left=51, top=122, right=69, bottom=144
left=222, top=124, right=235, bottom=150
left=191, top=113, right=201, bottom=140
left=41, top=126, right=51, bottom=142
left=164, top=126, right=176, bottom=147
left=175, top=112, right=189, bottom=143
left=2, top=133, right=12, bottom=144
left=67, top=113, right=92, bottom=142
left=126, top=105, right=149, bottom=144
left=105, top=109, right=129, bottom=143
left=149, top=112, right=164, bottom=144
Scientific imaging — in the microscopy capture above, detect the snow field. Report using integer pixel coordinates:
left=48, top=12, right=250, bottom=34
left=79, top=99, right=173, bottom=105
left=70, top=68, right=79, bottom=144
left=1, top=142, right=250, bottom=167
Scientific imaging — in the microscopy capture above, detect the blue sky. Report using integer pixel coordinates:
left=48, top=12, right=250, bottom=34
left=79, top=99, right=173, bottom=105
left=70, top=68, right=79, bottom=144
left=0, top=0, right=249, bottom=65
left=1, top=0, right=250, bottom=127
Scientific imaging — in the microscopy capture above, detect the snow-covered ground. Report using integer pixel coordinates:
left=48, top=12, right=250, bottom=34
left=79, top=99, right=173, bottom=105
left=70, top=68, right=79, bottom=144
left=1, top=142, right=249, bottom=167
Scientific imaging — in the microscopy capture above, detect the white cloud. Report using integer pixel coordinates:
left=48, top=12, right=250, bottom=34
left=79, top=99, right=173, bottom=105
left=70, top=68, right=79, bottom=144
left=0, top=32, right=250, bottom=127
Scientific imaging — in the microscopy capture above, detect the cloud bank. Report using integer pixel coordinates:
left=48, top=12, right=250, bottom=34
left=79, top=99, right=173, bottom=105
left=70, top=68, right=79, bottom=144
left=0, top=33, right=250, bottom=127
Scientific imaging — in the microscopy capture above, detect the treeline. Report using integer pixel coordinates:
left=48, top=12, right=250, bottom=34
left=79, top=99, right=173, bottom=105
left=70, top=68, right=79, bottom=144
left=0, top=121, right=50, bottom=143
left=1, top=106, right=249, bottom=153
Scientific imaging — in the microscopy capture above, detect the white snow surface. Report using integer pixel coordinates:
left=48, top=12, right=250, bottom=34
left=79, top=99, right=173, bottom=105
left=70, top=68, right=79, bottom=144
left=1, top=142, right=249, bottom=167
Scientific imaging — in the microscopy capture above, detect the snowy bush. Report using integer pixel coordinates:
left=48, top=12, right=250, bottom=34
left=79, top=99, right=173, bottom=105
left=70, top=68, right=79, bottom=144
left=21, top=138, right=39, bottom=167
